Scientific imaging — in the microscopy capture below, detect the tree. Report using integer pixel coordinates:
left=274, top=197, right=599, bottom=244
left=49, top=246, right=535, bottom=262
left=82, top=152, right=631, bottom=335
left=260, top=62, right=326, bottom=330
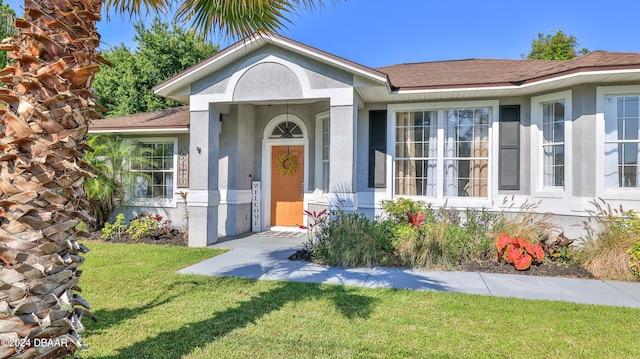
left=83, top=135, right=152, bottom=229
left=94, top=18, right=219, bottom=117
left=0, top=0, right=329, bottom=358
left=525, top=30, right=590, bottom=60
left=0, top=0, right=15, bottom=69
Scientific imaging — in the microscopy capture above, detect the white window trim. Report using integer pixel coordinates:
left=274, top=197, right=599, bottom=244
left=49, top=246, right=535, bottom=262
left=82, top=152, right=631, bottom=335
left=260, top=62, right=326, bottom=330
left=314, top=110, right=330, bottom=196
left=123, top=136, right=179, bottom=208
left=531, top=90, right=572, bottom=199
left=387, top=100, right=498, bottom=208
left=596, top=85, right=640, bottom=200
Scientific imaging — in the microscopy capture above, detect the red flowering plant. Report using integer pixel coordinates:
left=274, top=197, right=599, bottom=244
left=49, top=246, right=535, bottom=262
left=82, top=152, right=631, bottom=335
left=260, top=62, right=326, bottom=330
left=496, top=234, right=545, bottom=270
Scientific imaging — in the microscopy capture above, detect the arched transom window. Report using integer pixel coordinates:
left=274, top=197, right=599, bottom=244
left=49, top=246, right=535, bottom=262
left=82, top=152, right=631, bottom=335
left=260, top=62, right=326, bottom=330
left=270, top=120, right=303, bottom=139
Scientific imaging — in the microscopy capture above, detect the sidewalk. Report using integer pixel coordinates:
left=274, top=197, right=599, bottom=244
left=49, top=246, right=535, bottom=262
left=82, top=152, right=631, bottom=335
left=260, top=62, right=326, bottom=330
left=178, top=232, right=640, bottom=308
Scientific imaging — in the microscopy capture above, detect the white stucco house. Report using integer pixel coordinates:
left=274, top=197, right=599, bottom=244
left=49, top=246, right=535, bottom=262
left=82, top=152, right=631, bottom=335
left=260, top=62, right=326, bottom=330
left=89, top=33, right=640, bottom=247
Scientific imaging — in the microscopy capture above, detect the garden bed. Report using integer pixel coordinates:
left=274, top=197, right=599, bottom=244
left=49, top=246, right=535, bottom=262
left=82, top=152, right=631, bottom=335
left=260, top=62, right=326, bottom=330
left=289, top=248, right=596, bottom=279
left=89, top=229, right=188, bottom=246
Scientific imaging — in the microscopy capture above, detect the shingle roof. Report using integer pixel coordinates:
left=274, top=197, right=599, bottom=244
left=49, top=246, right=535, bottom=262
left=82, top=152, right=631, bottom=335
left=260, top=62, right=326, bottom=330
left=377, top=51, right=640, bottom=90
left=89, top=106, right=189, bottom=131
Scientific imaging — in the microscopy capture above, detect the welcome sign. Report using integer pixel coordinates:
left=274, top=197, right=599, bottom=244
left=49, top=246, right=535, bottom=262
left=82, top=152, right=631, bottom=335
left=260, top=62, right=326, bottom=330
left=252, top=181, right=261, bottom=232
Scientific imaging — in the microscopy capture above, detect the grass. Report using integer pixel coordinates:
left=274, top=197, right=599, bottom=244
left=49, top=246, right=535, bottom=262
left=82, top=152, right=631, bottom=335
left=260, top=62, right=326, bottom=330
left=78, top=241, right=640, bottom=358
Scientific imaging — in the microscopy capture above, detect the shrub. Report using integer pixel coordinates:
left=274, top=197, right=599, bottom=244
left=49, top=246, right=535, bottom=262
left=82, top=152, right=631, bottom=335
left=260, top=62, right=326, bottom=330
left=76, top=221, right=89, bottom=232
left=312, top=211, right=395, bottom=268
left=577, top=199, right=640, bottom=280
left=458, top=208, right=500, bottom=262
left=101, top=213, right=127, bottom=241
left=628, top=239, right=640, bottom=279
left=381, top=198, right=429, bottom=223
left=395, top=221, right=455, bottom=269
left=496, top=234, right=545, bottom=270
left=383, top=199, right=499, bottom=268
left=127, top=214, right=159, bottom=241
left=540, top=233, right=575, bottom=265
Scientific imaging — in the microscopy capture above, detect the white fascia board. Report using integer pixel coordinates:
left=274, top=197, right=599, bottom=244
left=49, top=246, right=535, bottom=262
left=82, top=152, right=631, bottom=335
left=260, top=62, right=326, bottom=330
left=395, top=84, right=518, bottom=95
left=88, top=128, right=190, bottom=135
left=394, top=68, right=640, bottom=96
left=267, top=36, right=389, bottom=85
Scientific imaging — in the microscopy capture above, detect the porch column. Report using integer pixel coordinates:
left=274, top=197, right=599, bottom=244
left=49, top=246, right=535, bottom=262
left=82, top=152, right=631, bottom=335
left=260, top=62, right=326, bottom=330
left=329, top=95, right=358, bottom=211
left=187, top=106, right=220, bottom=247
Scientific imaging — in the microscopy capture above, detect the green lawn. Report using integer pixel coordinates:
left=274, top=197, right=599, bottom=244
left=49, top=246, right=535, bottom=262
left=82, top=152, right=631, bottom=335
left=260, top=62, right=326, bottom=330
left=78, top=242, right=640, bottom=358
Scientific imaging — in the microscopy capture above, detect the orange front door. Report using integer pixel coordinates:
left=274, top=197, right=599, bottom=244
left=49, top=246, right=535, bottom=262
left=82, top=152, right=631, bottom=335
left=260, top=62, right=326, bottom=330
left=271, top=145, right=304, bottom=226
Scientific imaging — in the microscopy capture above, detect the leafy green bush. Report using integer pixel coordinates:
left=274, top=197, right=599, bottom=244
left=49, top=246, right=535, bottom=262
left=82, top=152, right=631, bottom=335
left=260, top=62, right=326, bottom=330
left=312, top=212, right=396, bottom=268
left=381, top=199, right=499, bottom=268
left=627, top=240, right=640, bottom=279
left=126, top=215, right=159, bottom=241
left=101, top=213, right=127, bottom=241
left=76, top=221, right=89, bottom=232
left=577, top=199, right=640, bottom=280
left=381, top=198, right=430, bottom=223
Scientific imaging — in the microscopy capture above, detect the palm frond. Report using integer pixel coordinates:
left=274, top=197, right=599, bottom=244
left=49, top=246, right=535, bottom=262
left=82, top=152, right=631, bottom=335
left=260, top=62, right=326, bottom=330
left=103, top=0, right=171, bottom=18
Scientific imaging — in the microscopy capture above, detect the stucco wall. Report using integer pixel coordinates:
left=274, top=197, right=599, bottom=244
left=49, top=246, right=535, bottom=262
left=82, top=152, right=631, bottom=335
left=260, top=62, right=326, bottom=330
left=192, top=45, right=353, bottom=97
left=571, top=84, right=597, bottom=198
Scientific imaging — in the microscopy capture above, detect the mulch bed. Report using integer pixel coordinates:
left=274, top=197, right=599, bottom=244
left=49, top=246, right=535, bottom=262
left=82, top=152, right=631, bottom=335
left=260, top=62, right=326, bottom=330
left=289, top=249, right=596, bottom=279
left=458, top=260, right=595, bottom=279
left=88, top=229, right=188, bottom=246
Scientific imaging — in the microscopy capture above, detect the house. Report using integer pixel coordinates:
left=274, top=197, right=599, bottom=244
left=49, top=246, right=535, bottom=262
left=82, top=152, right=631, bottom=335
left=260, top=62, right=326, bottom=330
left=90, top=33, right=640, bottom=247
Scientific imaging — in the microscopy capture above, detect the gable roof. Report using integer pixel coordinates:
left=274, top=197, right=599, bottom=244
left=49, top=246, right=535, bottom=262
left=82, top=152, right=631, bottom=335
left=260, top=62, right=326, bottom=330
left=89, top=106, right=189, bottom=134
left=154, top=33, right=391, bottom=101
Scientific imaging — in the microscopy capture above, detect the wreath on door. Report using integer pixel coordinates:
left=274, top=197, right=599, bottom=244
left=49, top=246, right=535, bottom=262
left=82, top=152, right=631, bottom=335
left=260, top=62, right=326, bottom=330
left=276, top=153, right=298, bottom=176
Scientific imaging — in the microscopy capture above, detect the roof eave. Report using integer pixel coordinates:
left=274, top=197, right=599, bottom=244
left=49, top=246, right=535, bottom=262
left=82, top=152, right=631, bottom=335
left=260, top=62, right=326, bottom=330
left=392, top=68, right=640, bottom=95
left=88, top=127, right=190, bottom=134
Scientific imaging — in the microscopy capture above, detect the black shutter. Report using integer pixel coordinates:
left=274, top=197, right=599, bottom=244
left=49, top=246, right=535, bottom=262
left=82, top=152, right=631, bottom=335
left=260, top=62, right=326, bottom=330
left=499, top=105, right=520, bottom=190
left=369, top=110, right=387, bottom=188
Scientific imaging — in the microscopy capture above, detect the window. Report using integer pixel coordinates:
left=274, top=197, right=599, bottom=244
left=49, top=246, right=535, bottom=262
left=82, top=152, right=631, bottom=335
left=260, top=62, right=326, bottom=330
left=270, top=120, right=303, bottom=138
left=532, top=91, right=571, bottom=194
left=604, top=95, right=640, bottom=188
left=321, top=117, right=330, bottom=192
left=542, top=100, right=565, bottom=187
left=315, top=112, right=330, bottom=193
left=130, top=141, right=176, bottom=199
left=394, top=108, right=490, bottom=198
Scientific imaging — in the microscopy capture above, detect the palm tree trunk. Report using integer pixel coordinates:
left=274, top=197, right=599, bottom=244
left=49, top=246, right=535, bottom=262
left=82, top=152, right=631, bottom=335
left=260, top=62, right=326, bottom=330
left=0, top=0, right=105, bottom=357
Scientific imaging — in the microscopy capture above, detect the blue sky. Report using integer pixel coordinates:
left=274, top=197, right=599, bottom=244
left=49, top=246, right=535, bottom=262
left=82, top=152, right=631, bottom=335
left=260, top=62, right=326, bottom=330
left=5, top=0, right=640, bottom=68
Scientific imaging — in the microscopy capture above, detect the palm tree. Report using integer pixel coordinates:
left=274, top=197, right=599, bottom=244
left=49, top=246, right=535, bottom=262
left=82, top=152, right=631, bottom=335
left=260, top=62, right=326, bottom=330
left=0, top=0, right=329, bottom=357
left=84, top=134, right=153, bottom=229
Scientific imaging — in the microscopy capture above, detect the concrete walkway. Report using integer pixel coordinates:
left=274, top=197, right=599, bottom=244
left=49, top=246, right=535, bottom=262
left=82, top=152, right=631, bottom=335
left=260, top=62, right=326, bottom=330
left=178, top=233, right=640, bottom=308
